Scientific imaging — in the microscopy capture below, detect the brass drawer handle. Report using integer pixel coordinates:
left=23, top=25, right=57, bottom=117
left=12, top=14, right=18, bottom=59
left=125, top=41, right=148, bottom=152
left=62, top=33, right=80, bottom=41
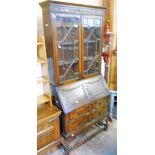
left=45, top=24, right=48, bottom=27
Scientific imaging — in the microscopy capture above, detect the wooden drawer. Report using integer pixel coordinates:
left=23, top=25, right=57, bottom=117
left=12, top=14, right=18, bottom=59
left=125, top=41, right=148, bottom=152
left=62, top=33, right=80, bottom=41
left=64, top=97, right=109, bottom=133
left=79, top=113, right=91, bottom=125
left=37, top=126, right=54, bottom=150
left=65, top=105, right=92, bottom=132
left=66, top=118, right=79, bottom=132
left=37, top=116, right=55, bottom=133
left=92, top=98, right=109, bottom=119
left=94, top=98, right=108, bottom=110
left=37, top=118, right=61, bottom=150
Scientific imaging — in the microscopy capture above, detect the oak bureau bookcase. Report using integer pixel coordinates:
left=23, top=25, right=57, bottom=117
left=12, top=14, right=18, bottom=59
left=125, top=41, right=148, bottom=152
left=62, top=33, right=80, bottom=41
left=40, top=0, right=110, bottom=146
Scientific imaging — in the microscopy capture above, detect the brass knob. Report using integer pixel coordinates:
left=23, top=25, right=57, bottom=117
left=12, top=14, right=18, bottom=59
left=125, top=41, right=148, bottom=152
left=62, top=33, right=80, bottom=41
left=45, top=24, right=48, bottom=27
left=75, top=100, right=79, bottom=104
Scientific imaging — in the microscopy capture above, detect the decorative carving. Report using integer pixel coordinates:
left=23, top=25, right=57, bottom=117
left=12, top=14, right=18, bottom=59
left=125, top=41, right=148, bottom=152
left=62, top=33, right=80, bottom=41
left=50, top=5, right=104, bottom=15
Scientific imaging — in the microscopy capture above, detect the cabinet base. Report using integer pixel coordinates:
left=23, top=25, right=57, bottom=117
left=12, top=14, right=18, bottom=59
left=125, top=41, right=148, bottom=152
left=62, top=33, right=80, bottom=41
left=61, top=118, right=109, bottom=153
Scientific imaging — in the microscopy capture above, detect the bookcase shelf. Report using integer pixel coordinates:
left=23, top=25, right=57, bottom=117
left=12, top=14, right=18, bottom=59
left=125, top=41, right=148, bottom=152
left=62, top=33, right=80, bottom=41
left=37, top=77, right=48, bottom=83
left=37, top=58, right=45, bottom=64
left=37, top=36, right=52, bottom=106
left=37, top=42, right=43, bottom=46
left=37, top=95, right=50, bottom=105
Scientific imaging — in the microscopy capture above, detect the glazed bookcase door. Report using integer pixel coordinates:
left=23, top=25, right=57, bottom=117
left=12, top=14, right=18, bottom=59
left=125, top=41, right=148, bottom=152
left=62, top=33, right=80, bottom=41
left=82, top=16, right=103, bottom=77
left=54, top=14, right=81, bottom=84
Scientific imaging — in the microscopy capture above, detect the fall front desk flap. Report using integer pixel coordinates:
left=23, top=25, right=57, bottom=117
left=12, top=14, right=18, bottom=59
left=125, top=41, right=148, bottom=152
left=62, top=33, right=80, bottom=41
left=56, top=75, right=110, bottom=114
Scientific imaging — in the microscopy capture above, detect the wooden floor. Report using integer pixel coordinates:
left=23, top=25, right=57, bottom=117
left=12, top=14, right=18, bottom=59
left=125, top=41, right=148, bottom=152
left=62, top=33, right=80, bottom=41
left=50, top=118, right=117, bottom=155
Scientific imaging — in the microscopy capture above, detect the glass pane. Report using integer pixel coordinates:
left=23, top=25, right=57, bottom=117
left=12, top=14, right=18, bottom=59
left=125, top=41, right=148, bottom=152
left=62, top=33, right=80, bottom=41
left=56, top=16, right=80, bottom=83
left=83, top=17, right=101, bottom=76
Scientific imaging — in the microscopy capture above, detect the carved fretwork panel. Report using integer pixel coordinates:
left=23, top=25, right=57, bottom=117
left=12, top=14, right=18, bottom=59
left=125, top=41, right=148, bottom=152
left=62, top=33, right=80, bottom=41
left=50, top=4, right=104, bottom=16
left=54, top=14, right=80, bottom=83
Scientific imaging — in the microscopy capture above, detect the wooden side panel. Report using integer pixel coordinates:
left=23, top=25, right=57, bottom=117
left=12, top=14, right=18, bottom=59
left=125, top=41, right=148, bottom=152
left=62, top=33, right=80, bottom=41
left=53, top=118, right=61, bottom=140
left=42, top=12, right=58, bottom=85
left=42, top=13, right=53, bottom=58
left=109, top=53, right=117, bottom=90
